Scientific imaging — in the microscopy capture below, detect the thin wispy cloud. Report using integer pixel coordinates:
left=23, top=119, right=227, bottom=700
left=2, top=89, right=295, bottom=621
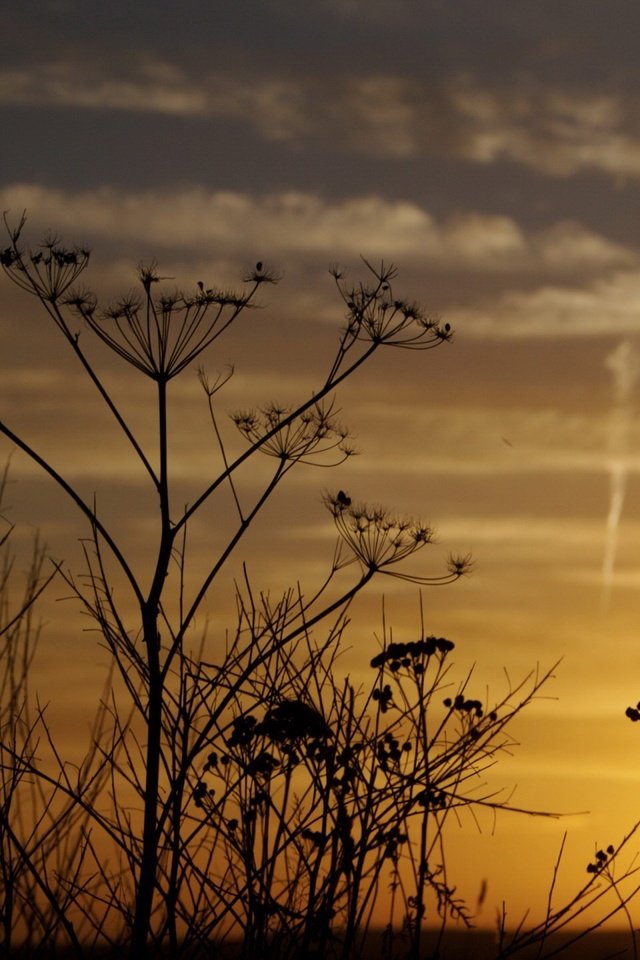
left=0, top=60, right=210, bottom=116
left=600, top=341, right=640, bottom=614
left=353, top=403, right=640, bottom=478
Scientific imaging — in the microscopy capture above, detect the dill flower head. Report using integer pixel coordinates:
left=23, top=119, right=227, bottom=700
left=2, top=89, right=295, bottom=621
left=331, top=258, right=452, bottom=349
left=231, top=399, right=355, bottom=466
left=1, top=214, right=90, bottom=302
left=324, top=491, right=470, bottom=584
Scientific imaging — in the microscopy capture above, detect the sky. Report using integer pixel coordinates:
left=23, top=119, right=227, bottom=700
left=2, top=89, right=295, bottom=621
left=4, top=0, right=640, bottom=933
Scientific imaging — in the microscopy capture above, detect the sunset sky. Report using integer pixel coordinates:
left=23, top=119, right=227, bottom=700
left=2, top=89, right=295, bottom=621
left=4, top=0, right=640, bottom=931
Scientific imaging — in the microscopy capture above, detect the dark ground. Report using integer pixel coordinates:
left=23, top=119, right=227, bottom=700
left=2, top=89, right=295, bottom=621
left=418, top=929, right=636, bottom=958
left=6, top=931, right=637, bottom=958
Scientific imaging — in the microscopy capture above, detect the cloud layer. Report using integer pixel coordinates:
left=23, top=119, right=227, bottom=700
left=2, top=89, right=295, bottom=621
left=4, top=61, right=640, bottom=181
left=1, top=182, right=632, bottom=272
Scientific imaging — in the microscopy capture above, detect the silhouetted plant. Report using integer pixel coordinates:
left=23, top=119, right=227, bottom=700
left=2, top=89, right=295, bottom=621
left=0, top=464, right=117, bottom=958
left=0, top=214, right=467, bottom=958
left=1, top=213, right=639, bottom=960
left=496, top=826, right=640, bottom=960
left=182, top=602, right=564, bottom=960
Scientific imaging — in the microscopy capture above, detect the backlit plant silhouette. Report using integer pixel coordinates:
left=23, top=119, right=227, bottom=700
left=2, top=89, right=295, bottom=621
left=2, top=214, right=640, bottom=959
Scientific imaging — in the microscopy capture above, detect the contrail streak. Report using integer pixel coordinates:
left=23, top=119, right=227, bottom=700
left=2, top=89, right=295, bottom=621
left=601, top=460, right=627, bottom=615
left=601, top=340, right=639, bottom=616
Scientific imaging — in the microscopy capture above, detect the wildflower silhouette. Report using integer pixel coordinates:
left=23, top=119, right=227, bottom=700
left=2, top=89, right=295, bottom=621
left=0, top=214, right=467, bottom=958
left=2, top=214, right=640, bottom=960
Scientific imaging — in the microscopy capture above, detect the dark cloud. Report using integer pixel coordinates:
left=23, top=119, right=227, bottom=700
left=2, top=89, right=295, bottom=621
left=8, top=0, right=640, bottom=85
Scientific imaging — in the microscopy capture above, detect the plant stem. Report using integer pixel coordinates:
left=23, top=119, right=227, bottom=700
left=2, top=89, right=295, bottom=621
left=129, top=378, right=173, bottom=958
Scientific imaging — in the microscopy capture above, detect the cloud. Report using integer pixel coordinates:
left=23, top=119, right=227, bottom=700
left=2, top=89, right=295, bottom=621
left=0, top=183, right=632, bottom=275
left=0, top=60, right=210, bottom=116
left=352, top=401, right=640, bottom=477
left=338, top=77, right=417, bottom=158
left=0, top=61, right=415, bottom=157
left=0, top=60, right=312, bottom=141
left=0, top=61, right=419, bottom=156
left=0, top=60, right=412, bottom=153
left=451, top=269, right=640, bottom=339
left=299, top=0, right=402, bottom=20
left=450, top=79, right=640, bottom=180
left=6, top=60, right=640, bottom=181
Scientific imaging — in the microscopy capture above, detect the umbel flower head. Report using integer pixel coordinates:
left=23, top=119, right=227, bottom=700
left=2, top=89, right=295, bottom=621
left=330, top=258, right=451, bottom=350
left=1, top=213, right=90, bottom=302
left=66, top=261, right=273, bottom=381
left=231, top=398, right=355, bottom=466
left=324, top=490, right=470, bottom=583
left=1, top=215, right=277, bottom=380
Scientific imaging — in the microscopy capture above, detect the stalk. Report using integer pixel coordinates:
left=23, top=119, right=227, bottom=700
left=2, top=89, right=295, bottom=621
left=129, top=378, right=174, bottom=958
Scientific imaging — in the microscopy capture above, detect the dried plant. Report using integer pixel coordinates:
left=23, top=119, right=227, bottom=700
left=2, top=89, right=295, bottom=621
left=1, top=215, right=638, bottom=960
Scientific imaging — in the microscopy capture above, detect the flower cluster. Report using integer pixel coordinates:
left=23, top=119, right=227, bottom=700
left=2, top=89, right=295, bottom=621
left=447, top=553, right=473, bottom=578
left=324, top=491, right=471, bottom=585
left=1, top=220, right=90, bottom=302
left=226, top=713, right=260, bottom=749
left=232, top=400, right=355, bottom=466
left=416, top=787, right=448, bottom=810
left=586, top=845, right=615, bottom=874
left=193, top=779, right=215, bottom=810
left=324, top=491, right=434, bottom=572
left=625, top=702, right=640, bottom=722
left=374, top=825, right=407, bottom=860
left=261, top=700, right=333, bottom=742
left=329, top=765, right=357, bottom=797
left=204, top=700, right=333, bottom=779
left=372, top=683, right=394, bottom=713
left=305, top=738, right=336, bottom=763
left=442, top=694, right=498, bottom=743
left=443, top=694, right=486, bottom=719
left=370, top=636, right=455, bottom=672
left=247, top=750, right=280, bottom=779
left=376, top=731, right=411, bottom=771
left=244, top=789, right=270, bottom=824
left=67, top=263, right=257, bottom=380
left=331, top=260, right=452, bottom=350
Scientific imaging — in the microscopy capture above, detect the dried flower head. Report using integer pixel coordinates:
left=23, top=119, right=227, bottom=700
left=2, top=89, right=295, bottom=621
left=1, top=214, right=90, bottom=303
left=261, top=699, right=332, bottom=742
left=68, top=265, right=257, bottom=379
left=370, top=636, right=455, bottom=670
left=331, top=258, right=452, bottom=350
left=324, top=491, right=466, bottom=584
left=232, top=399, right=355, bottom=466
left=243, top=260, right=282, bottom=286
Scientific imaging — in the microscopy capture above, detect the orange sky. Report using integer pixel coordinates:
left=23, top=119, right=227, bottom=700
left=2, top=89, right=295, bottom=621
left=4, top=0, right=640, bottom=936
